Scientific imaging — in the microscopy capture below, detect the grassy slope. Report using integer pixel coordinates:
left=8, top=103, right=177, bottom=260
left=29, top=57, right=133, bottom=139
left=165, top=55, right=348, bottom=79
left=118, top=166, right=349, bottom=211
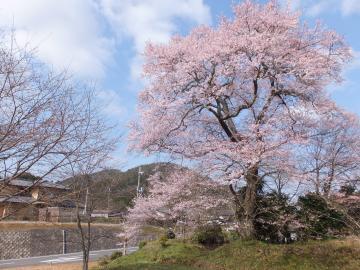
left=99, top=238, right=360, bottom=270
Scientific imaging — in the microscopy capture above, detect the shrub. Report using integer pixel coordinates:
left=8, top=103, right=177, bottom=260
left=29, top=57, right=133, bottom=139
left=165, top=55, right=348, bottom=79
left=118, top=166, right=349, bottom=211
left=297, top=193, right=347, bottom=239
left=224, top=229, right=240, bottom=242
left=139, top=240, right=147, bottom=249
left=98, top=256, right=110, bottom=266
left=167, top=229, right=176, bottom=239
left=159, top=235, right=169, bottom=248
left=254, top=192, right=297, bottom=243
left=192, top=224, right=225, bottom=247
left=339, top=185, right=356, bottom=196
left=110, top=251, right=122, bottom=260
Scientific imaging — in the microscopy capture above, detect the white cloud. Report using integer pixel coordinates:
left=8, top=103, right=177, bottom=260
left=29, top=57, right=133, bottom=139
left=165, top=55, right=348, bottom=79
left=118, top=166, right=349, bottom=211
left=287, top=0, right=360, bottom=16
left=341, top=0, right=360, bottom=15
left=98, top=89, right=126, bottom=119
left=0, top=0, right=211, bottom=81
left=98, top=0, right=211, bottom=79
left=0, top=0, right=211, bottom=121
left=0, top=0, right=114, bottom=79
left=349, top=50, right=360, bottom=70
left=306, top=1, right=332, bottom=17
left=280, top=0, right=301, bottom=10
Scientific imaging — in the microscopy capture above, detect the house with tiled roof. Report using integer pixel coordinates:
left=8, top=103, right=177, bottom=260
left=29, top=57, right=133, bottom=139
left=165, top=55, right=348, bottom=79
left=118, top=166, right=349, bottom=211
left=0, top=177, right=70, bottom=221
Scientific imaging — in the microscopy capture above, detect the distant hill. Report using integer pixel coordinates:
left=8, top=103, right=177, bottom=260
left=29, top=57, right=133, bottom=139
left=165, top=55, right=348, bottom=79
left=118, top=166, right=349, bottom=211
left=61, top=162, right=180, bottom=212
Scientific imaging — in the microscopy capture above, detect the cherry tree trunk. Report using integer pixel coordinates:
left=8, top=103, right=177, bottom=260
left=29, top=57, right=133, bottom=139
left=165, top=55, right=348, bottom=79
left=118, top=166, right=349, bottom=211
left=232, top=166, right=259, bottom=239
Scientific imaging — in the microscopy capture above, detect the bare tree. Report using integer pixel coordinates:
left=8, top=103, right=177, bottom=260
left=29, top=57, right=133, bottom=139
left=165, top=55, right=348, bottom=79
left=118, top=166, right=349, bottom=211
left=73, top=174, right=96, bottom=270
left=300, top=111, right=360, bottom=197
left=0, top=32, right=117, bottom=220
left=69, top=151, right=120, bottom=270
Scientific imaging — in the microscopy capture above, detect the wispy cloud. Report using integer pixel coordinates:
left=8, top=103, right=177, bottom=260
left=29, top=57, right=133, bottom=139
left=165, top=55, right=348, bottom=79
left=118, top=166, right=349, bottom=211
left=347, top=49, right=360, bottom=74
left=306, top=1, right=332, bottom=17
left=281, top=0, right=360, bottom=16
left=341, top=0, right=360, bottom=16
left=98, top=0, right=211, bottom=79
left=98, top=89, right=126, bottom=119
left=280, top=0, right=301, bottom=10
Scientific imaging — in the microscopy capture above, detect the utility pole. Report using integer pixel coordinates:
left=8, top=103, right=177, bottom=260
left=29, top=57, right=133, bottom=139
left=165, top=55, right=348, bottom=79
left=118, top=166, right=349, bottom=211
left=123, top=237, right=127, bottom=256
left=107, top=187, right=111, bottom=211
left=136, top=166, right=144, bottom=197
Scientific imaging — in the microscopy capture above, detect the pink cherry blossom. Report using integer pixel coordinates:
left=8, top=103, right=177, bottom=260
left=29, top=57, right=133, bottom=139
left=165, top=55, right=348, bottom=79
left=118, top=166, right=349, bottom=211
left=129, top=0, right=353, bottom=238
left=123, top=168, right=230, bottom=240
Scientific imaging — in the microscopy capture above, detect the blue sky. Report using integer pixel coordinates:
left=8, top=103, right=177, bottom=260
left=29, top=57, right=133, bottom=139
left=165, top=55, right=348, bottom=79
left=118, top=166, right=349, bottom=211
left=0, top=0, right=359, bottom=170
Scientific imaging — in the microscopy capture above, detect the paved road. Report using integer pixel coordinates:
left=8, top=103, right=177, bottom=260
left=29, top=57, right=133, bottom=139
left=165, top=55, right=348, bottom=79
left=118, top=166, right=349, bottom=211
left=0, top=247, right=138, bottom=269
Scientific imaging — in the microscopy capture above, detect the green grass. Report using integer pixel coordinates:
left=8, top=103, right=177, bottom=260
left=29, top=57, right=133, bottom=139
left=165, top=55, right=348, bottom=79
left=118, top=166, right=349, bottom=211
left=97, top=237, right=360, bottom=270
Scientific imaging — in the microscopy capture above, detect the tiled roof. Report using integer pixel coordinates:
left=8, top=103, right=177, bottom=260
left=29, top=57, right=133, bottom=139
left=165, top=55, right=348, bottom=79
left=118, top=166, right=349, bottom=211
left=0, top=179, right=70, bottom=190
left=0, top=196, right=36, bottom=204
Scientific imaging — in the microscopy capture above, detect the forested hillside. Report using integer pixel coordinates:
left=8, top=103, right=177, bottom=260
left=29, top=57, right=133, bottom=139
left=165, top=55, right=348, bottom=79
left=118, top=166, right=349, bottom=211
left=61, top=162, right=180, bottom=212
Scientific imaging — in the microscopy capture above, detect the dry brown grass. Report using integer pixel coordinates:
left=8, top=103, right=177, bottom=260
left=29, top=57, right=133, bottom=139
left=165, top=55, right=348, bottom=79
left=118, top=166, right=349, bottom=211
left=0, top=221, right=119, bottom=231
left=4, top=262, right=98, bottom=270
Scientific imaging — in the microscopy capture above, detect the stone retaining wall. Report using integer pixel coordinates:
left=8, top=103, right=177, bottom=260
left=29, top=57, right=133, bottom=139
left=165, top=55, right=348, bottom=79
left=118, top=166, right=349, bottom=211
left=0, top=231, right=31, bottom=259
left=0, top=226, right=120, bottom=260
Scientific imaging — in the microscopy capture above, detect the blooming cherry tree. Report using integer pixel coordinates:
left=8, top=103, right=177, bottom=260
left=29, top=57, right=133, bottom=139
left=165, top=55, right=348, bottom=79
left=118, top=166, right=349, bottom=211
left=124, top=168, right=229, bottom=241
left=130, top=0, right=352, bottom=238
